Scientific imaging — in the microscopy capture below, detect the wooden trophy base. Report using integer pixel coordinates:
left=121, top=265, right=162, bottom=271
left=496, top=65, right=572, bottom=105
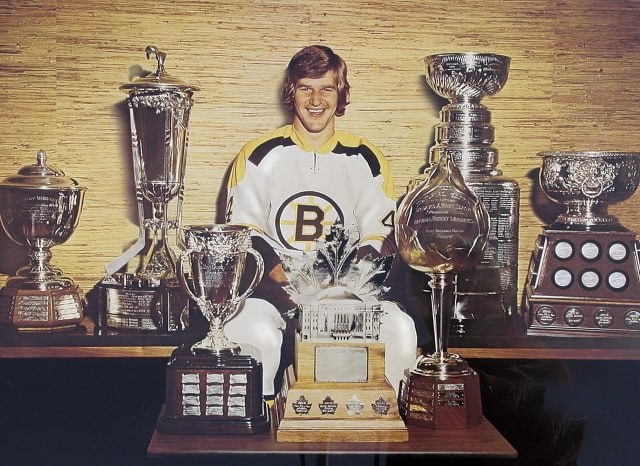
left=399, top=365, right=482, bottom=429
left=157, top=346, right=270, bottom=435
left=0, top=285, right=84, bottom=332
left=274, top=338, right=408, bottom=442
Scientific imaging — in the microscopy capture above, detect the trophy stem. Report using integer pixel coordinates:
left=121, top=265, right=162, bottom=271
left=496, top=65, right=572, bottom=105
left=191, top=313, right=241, bottom=356
left=139, top=204, right=177, bottom=282
left=429, top=272, right=456, bottom=357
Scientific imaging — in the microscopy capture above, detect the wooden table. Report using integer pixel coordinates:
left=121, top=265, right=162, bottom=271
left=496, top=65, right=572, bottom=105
left=147, top=411, right=517, bottom=460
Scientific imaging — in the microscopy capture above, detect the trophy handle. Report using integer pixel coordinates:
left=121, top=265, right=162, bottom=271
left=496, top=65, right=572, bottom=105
left=175, top=249, right=205, bottom=307
left=236, top=247, right=264, bottom=302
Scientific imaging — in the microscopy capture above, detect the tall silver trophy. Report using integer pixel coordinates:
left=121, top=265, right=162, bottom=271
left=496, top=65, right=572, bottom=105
left=95, top=45, right=198, bottom=333
left=424, top=53, right=520, bottom=338
left=524, top=151, right=640, bottom=337
left=396, top=138, right=489, bottom=429
left=0, top=150, right=87, bottom=331
left=158, top=224, right=270, bottom=435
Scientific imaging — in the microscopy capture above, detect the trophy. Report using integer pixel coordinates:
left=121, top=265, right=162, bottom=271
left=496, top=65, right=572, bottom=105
left=275, top=225, right=408, bottom=442
left=157, top=224, right=271, bottom=435
left=395, top=148, right=489, bottom=429
left=424, top=52, right=520, bottom=337
left=94, top=45, right=198, bottom=333
left=0, top=150, right=86, bottom=331
left=523, top=151, right=640, bottom=337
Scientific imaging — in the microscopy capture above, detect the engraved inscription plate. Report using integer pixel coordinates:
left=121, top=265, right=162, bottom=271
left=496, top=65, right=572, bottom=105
left=315, top=346, right=368, bottom=383
left=15, top=295, right=50, bottom=321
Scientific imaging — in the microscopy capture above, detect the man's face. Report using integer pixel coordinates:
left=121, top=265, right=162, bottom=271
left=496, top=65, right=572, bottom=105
left=292, top=71, right=339, bottom=138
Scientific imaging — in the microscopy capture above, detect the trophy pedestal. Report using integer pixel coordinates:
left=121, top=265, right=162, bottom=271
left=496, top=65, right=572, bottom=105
left=398, top=358, right=482, bottom=430
left=0, top=285, right=84, bottom=331
left=275, top=337, right=408, bottom=442
left=157, top=345, right=270, bottom=435
left=93, top=278, right=189, bottom=334
left=524, top=230, right=640, bottom=337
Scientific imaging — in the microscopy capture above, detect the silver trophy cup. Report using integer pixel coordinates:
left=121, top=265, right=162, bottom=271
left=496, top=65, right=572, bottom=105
left=176, top=225, right=264, bottom=354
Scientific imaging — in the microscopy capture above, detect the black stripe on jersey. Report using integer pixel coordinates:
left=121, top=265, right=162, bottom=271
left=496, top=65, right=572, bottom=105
left=248, top=136, right=295, bottom=166
left=332, top=142, right=381, bottom=177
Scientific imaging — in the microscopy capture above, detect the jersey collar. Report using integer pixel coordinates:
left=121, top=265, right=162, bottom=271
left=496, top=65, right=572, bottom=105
left=288, top=125, right=338, bottom=154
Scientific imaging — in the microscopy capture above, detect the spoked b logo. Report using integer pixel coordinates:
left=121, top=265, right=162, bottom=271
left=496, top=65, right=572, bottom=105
left=275, top=191, right=344, bottom=251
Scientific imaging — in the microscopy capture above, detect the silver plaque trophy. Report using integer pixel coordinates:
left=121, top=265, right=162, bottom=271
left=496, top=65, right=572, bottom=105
left=524, top=151, right=640, bottom=337
left=396, top=142, right=489, bottom=429
left=0, top=150, right=86, bottom=331
left=95, top=45, right=198, bottom=333
left=423, top=53, right=520, bottom=338
left=157, top=224, right=270, bottom=435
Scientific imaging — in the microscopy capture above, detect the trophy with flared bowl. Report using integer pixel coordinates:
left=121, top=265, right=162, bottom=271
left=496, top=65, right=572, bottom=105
left=0, top=150, right=86, bottom=331
left=157, top=224, right=270, bottom=435
left=523, top=151, right=640, bottom=337
left=423, top=52, right=521, bottom=338
left=94, top=45, right=198, bottom=334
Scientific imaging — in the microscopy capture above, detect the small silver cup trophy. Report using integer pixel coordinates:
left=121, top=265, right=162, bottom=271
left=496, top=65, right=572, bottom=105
left=524, top=151, right=640, bottom=337
left=424, top=53, right=520, bottom=337
left=0, top=150, right=86, bottom=331
left=157, top=224, right=270, bottom=435
left=396, top=148, right=489, bottom=429
left=95, top=45, right=198, bottom=333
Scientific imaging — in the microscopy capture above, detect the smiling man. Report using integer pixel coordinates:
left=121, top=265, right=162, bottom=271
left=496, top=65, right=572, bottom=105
left=223, top=45, right=417, bottom=396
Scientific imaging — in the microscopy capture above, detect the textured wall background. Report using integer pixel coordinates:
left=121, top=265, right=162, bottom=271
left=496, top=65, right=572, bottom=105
left=0, top=0, right=638, bottom=303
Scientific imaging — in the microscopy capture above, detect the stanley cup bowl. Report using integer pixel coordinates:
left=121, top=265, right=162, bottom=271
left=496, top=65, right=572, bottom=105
left=425, top=52, right=511, bottom=102
left=539, top=151, right=640, bottom=231
left=176, top=224, right=264, bottom=354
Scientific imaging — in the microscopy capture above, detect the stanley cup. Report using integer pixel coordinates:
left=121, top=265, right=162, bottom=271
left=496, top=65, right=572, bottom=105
left=176, top=225, right=264, bottom=354
left=423, top=52, right=520, bottom=336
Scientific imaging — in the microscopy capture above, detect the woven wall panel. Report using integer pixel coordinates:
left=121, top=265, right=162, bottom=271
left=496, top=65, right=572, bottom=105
left=0, top=0, right=637, bottom=302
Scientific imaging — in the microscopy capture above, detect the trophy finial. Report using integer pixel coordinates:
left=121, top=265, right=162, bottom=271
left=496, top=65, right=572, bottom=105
left=36, top=149, right=46, bottom=166
left=145, top=45, right=167, bottom=77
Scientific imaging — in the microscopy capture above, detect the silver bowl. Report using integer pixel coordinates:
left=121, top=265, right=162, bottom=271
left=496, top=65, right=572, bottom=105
left=539, top=151, right=640, bottom=231
left=425, top=52, right=510, bottom=102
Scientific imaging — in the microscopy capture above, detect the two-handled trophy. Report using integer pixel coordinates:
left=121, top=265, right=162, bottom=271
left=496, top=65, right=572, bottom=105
left=0, top=150, right=86, bottom=331
left=94, top=46, right=197, bottom=333
left=157, top=224, right=271, bottom=434
left=395, top=144, right=489, bottom=429
left=523, top=151, right=640, bottom=337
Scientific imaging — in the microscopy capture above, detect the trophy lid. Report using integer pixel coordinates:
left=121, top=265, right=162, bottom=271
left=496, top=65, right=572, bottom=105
left=120, top=45, right=200, bottom=94
left=0, top=150, right=85, bottom=189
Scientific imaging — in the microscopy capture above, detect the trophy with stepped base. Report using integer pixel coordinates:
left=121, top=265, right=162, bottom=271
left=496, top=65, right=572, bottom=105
left=423, top=52, right=520, bottom=338
left=0, top=150, right=87, bottom=331
left=156, top=224, right=270, bottom=435
left=94, top=45, right=198, bottom=334
left=275, top=225, right=408, bottom=442
left=395, top=148, right=489, bottom=429
left=523, top=151, right=640, bottom=337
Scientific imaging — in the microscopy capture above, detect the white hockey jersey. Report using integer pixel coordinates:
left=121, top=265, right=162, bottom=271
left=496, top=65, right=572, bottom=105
left=226, top=125, right=396, bottom=254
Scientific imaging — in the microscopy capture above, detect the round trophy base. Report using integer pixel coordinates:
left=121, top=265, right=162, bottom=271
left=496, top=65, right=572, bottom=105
left=0, top=285, right=84, bottom=332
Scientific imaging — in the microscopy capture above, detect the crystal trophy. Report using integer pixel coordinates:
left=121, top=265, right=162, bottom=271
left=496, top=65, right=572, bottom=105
left=0, top=150, right=87, bottom=331
left=157, top=224, right=270, bottom=435
left=275, top=225, right=408, bottom=442
left=94, top=45, right=198, bottom=333
left=395, top=151, right=488, bottom=429
left=423, top=52, right=520, bottom=337
left=523, top=151, right=640, bottom=337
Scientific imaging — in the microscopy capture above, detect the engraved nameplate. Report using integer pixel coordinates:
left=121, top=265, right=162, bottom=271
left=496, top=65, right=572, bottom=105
left=315, top=346, right=368, bottom=383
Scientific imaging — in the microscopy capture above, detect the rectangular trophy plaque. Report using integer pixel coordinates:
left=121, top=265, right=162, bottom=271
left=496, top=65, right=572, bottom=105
left=315, top=345, right=368, bottom=383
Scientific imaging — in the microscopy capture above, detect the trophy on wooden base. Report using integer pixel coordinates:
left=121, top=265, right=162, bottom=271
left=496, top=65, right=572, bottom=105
left=395, top=147, right=489, bottom=429
left=94, top=45, right=197, bottom=334
left=275, top=225, right=408, bottom=442
left=0, top=150, right=86, bottom=331
left=156, top=224, right=270, bottom=435
left=523, top=151, right=640, bottom=337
